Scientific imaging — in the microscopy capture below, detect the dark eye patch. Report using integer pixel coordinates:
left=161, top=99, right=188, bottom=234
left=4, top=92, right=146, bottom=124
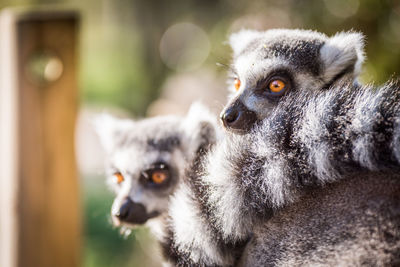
left=147, top=136, right=181, bottom=151
left=254, top=70, right=293, bottom=100
left=266, top=40, right=324, bottom=76
left=140, top=162, right=172, bottom=189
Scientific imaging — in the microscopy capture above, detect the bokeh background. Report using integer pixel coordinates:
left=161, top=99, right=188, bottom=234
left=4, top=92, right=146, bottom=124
left=1, top=0, right=399, bottom=266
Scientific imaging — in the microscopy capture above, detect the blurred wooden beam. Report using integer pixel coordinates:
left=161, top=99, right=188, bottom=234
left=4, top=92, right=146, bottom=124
left=0, top=8, right=80, bottom=267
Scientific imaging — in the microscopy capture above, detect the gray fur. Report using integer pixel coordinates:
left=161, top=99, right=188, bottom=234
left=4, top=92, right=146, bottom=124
left=217, top=81, right=400, bottom=236
left=93, top=28, right=400, bottom=266
left=162, top=81, right=400, bottom=266
left=93, top=102, right=219, bottom=237
left=239, top=171, right=400, bottom=266
left=161, top=29, right=371, bottom=266
left=224, top=29, right=365, bottom=125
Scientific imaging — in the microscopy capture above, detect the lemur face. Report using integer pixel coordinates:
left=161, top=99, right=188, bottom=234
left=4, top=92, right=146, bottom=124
left=95, top=115, right=185, bottom=227
left=221, top=29, right=364, bottom=133
left=94, top=103, right=218, bottom=229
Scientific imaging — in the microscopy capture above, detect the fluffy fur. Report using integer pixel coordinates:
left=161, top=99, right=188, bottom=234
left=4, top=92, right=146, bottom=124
left=161, top=80, right=400, bottom=266
left=159, top=29, right=371, bottom=266
left=239, top=170, right=400, bottom=266
left=220, top=80, right=400, bottom=235
left=223, top=29, right=365, bottom=126
left=94, top=102, right=219, bottom=237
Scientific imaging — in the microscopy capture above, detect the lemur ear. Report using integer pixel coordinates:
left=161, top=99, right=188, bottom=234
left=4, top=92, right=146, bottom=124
left=320, top=31, right=365, bottom=83
left=229, top=29, right=262, bottom=57
left=92, top=113, right=134, bottom=153
left=182, top=102, right=220, bottom=155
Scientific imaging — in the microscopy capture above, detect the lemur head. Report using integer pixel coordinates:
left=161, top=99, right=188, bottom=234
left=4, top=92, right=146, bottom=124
left=94, top=103, right=218, bottom=228
left=221, top=29, right=365, bottom=133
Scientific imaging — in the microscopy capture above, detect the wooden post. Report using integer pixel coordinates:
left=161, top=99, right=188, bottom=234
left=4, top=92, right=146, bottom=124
left=0, top=9, right=80, bottom=267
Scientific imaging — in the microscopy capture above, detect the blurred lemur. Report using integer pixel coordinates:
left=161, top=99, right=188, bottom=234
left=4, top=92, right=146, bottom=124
left=160, top=29, right=400, bottom=266
left=94, top=103, right=219, bottom=237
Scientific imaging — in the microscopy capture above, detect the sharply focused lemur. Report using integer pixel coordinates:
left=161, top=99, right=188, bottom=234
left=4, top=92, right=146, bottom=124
left=221, top=29, right=364, bottom=133
left=159, top=29, right=400, bottom=266
left=94, top=103, right=219, bottom=236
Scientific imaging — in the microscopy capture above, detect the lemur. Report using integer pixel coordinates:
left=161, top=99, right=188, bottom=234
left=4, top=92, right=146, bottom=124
left=160, top=29, right=400, bottom=266
left=221, top=29, right=364, bottom=133
left=230, top=81, right=400, bottom=266
left=94, top=103, right=219, bottom=237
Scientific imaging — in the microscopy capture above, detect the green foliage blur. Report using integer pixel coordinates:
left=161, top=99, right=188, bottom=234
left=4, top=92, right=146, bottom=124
left=82, top=176, right=134, bottom=267
left=1, top=0, right=399, bottom=267
left=2, top=0, right=399, bottom=115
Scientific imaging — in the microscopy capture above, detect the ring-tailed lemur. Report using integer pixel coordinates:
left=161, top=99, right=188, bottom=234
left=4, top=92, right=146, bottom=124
left=221, top=29, right=364, bottom=133
left=163, top=79, right=400, bottom=267
left=94, top=103, right=219, bottom=237
left=160, top=29, right=400, bottom=266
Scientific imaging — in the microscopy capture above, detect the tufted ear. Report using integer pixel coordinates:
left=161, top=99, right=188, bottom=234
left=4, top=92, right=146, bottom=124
left=229, top=29, right=262, bottom=58
left=92, top=113, right=134, bottom=153
left=320, top=31, right=365, bottom=83
left=181, top=102, right=221, bottom=156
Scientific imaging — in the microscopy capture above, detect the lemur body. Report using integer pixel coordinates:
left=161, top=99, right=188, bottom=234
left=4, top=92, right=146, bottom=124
left=163, top=80, right=400, bottom=267
left=94, top=103, right=219, bottom=237
left=239, top=170, right=400, bottom=266
left=160, top=29, right=400, bottom=266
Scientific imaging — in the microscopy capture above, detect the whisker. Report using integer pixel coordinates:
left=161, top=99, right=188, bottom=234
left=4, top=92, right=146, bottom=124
left=216, top=62, right=230, bottom=69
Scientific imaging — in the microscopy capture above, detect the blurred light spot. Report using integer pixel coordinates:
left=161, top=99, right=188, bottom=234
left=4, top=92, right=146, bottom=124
left=146, top=68, right=226, bottom=117
left=27, top=52, right=64, bottom=84
left=44, top=57, right=64, bottom=82
left=159, top=23, right=210, bottom=72
left=324, top=0, right=359, bottom=18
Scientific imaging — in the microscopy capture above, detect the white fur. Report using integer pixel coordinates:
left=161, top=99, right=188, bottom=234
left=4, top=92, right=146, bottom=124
left=261, top=160, right=291, bottom=207
left=298, top=92, right=340, bottom=181
left=252, top=125, right=298, bottom=207
left=169, top=183, right=228, bottom=265
left=229, top=29, right=262, bottom=58
left=181, top=101, right=221, bottom=158
left=352, top=136, right=378, bottom=170
left=204, top=137, right=253, bottom=241
left=93, top=113, right=135, bottom=153
left=229, top=28, right=327, bottom=58
left=350, top=87, right=381, bottom=170
left=320, top=31, right=365, bottom=82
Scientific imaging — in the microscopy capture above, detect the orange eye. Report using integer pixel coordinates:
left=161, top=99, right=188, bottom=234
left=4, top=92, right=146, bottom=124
left=269, top=79, right=286, bottom=93
left=234, top=78, right=241, bottom=91
left=114, top=172, right=124, bottom=184
left=151, top=171, right=167, bottom=184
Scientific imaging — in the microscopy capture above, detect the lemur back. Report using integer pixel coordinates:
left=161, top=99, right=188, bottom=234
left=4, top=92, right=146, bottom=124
left=239, top=170, right=400, bottom=266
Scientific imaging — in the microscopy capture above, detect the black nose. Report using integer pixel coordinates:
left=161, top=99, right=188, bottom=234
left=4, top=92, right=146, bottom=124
left=221, top=106, right=239, bottom=126
left=220, top=101, right=258, bottom=133
left=116, top=198, right=149, bottom=224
